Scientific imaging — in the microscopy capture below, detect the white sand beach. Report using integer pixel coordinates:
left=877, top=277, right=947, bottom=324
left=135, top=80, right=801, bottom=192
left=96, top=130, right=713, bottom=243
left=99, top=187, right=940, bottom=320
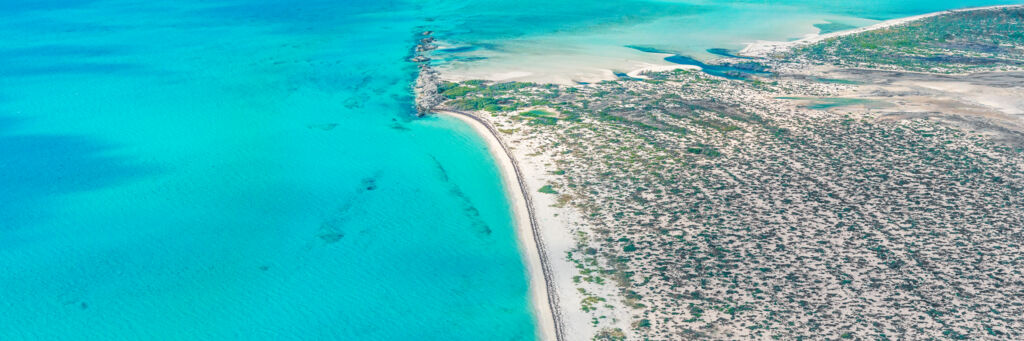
left=439, top=108, right=637, bottom=340
left=436, top=110, right=564, bottom=341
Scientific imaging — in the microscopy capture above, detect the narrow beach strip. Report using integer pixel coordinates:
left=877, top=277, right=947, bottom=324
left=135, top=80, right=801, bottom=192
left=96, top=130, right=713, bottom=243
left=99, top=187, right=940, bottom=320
left=436, top=109, right=565, bottom=341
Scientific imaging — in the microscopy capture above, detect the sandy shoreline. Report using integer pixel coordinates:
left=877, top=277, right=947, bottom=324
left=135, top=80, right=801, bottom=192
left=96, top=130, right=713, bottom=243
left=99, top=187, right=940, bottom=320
left=435, top=110, right=565, bottom=341
left=740, top=4, right=1024, bottom=57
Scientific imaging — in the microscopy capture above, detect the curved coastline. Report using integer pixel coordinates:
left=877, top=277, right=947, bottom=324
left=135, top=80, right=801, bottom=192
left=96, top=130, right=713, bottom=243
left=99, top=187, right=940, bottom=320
left=435, top=109, right=565, bottom=341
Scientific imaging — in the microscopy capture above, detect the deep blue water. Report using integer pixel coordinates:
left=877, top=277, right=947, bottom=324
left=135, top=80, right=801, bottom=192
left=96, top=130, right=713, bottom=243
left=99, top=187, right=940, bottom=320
left=1, top=0, right=1020, bottom=340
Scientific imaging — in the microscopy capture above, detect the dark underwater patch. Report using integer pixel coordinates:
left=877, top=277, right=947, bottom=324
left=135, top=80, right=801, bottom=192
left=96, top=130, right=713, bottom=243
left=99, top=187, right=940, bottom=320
left=436, top=45, right=479, bottom=53
left=361, top=177, right=378, bottom=191
left=613, top=71, right=640, bottom=80
left=624, top=45, right=666, bottom=54
left=343, top=96, right=364, bottom=109
left=318, top=219, right=346, bottom=244
left=319, top=232, right=345, bottom=243
left=307, top=123, right=338, bottom=131
left=390, top=122, right=411, bottom=131
left=429, top=155, right=491, bottom=236
left=627, top=45, right=770, bottom=80
left=313, top=173, right=382, bottom=244
left=706, top=48, right=750, bottom=59
left=430, top=155, right=451, bottom=182
left=447, top=185, right=493, bottom=236
left=444, top=56, right=488, bottom=63
left=813, top=21, right=857, bottom=34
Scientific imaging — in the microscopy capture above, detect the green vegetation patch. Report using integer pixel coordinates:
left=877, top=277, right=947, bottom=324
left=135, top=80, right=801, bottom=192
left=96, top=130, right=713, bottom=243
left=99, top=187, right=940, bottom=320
left=520, top=109, right=556, bottom=118
left=520, top=109, right=559, bottom=125
left=449, top=97, right=501, bottom=111
left=441, top=86, right=475, bottom=98
left=685, top=144, right=721, bottom=157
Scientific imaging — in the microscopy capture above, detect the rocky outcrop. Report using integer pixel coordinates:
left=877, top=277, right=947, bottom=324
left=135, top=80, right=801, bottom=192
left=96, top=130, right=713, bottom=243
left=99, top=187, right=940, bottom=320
left=412, top=31, right=443, bottom=116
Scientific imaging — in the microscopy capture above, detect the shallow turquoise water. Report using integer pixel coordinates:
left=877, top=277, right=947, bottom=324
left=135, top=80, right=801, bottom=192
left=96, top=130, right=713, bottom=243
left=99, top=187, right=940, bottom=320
left=1, top=0, right=1019, bottom=339
left=0, top=1, right=533, bottom=339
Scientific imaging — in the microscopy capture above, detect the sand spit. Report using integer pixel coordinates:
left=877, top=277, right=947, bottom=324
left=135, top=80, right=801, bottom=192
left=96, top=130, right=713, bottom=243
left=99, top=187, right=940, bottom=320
left=740, top=4, right=1024, bottom=58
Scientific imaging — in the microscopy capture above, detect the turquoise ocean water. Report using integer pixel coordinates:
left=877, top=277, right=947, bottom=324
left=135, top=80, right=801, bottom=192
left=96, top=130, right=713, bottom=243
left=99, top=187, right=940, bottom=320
left=1, top=0, right=1018, bottom=339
